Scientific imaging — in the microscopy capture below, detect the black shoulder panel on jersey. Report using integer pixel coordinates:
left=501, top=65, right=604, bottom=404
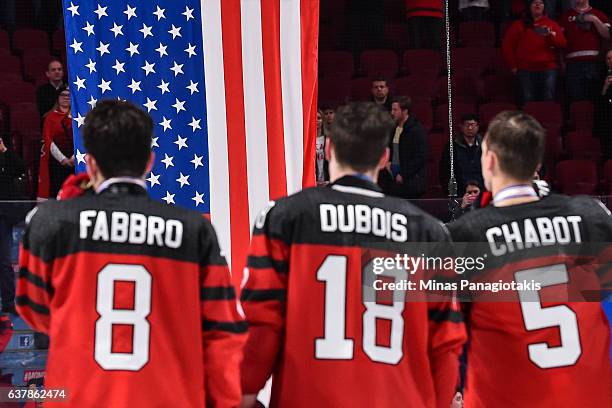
left=254, top=182, right=451, bottom=248
left=22, top=193, right=226, bottom=267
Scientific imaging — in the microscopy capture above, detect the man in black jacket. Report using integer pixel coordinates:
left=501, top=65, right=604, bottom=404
left=382, top=96, right=427, bottom=198
left=36, top=59, right=64, bottom=119
left=439, top=113, right=484, bottom=197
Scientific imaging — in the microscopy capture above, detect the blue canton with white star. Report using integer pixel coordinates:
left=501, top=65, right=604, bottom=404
left=63, top=0, right=209, bottom=211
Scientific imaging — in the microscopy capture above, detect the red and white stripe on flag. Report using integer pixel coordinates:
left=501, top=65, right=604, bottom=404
left=201, top=0, right=318, bottom=283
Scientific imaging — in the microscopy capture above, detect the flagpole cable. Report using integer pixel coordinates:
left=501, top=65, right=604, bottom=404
left=444, top=1, right=459, bottom=219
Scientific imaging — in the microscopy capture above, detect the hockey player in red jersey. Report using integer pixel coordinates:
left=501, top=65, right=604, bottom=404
left=240, top=103, right=467, bottom=408
left=448, top=111, right=612, bottom=407
left=16, top=101, right=246, bottom=408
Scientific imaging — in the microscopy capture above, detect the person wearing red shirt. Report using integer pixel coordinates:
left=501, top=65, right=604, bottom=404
left=502, top=0, right=567, bottom=104
left=405, top=0, right=444, bottom=49
left=37, top=86, right=74, bottom=200
left=559, top=0, right=611, bottom=101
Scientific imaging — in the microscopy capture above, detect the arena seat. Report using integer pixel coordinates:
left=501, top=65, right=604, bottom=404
left=434, top=102, right=476, bottom=130
left=359, top=49, right=399, bottom=78
left=483, top=73, right=517, bottom=103
left=394, top=76, right=437, bottom=102
left=350, top=77, right=374, bottom=101
left=411, top=101, right=433, bottom=131
left=603, top=160, right=612, bottom=194
left=458, top=21, right=496, bottom=47
left=555, top=160, right=598, bottom=195
left=0, top=56, right=23, bottom=78
left=439, top=75, right=482, bottom=105
left=0, top=82, right=36, bottom=105
left=52, top=30, right=66, bottom=53
left=402, top=49, right=442, bottom=77
left=319, top=51, right=354, bottom=78
left=569, top=101, right=594, bottom=131
left=451, top=47, right=496, bottom=77
left=565, top=131, right=601, bottom=160
left=12, top=29, right=49, bottom=53
left=319, top=75, right=351, bottom=105
left=479, top=102, right=517, bottom=127
left=22, top=52, right=54, bottom=84
left=9, top=103, right=40, bottom=135
left=383, top=23, right=410, bottom=51
left=523, top=101, right=562, bottom=129
left=0, top=30, right=9, bottom=50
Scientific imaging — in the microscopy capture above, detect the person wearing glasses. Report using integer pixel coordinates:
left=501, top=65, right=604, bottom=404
left=38, top=85, right=74, bottom=200
left=439, top=113, right=485, bottom=197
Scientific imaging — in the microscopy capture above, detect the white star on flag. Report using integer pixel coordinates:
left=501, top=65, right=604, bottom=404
left=97, top=41, right=110, bottom=56
left=112, top=60, right=125, bottom=74
left=168, top=24, right=182, bottom=39
left=67, top=2, right=79, bottom=17
left=192, top=191, right=204, bottom=207
left=170, top=61, right=184, bottom=76
left=76, top=149, right=86, bottom=165
left=156, top=43, right=168, bottom=58
left=94, top=4, right=108, bottom=19
left=189, top=117, right=201, bottom=132
left=161, top=154, right=174, bottom=168
left=159, top=117, right=172, bottom=132
left=174, top=135, right=188, bottom=150
left=74, top=113, right=86, bottom=128
left=140, top=23, right=153, bottom=38
left=172, top=98, right=186, bottom=113
left=158, top=80, right=170, bottom=94
left=176, top=173, right=190, bottom=188
left=162, top=191, right=175, bottom=204
left=153, top=6, right=166, bottom=20
left=73, top=76, right=86, bottom=90
left=182, top=6, right=194, bottom=21
left=191, top=154, right=204, bottom=169
left=126, top=42, right=139, bottom=56
left=142, top=61, right=156, bottom=76
left=185, top=43, right=197, bottom=58
left=98, top=78, right=112, bottom=94
left=186, top=80, right=198, bottom=94
left=151, top=137, right=159, bottom=148
left=128, top=79, right=142, bottom=93
left=85, top=58, right=96, bottom=73
left=124, top=5, right=137, bottom=20
left=147, top=172, right=161, bottom=187
left=110, top=22, right=123, bottom=37
left=144, top=97, right=157, bottom=112
left=82, top=21, right=95, bottom=36
left=70, top=39, right=83, bottom=53
left=87, top=95, right=97, bottom=109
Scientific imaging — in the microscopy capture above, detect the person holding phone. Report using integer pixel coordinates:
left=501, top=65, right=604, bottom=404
left=502, top=0, right=567, bottom=105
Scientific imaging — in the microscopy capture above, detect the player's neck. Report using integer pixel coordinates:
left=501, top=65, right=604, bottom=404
left=491, top=176, right=539, bottom=207
left=329, top=163, right=378, bottom=184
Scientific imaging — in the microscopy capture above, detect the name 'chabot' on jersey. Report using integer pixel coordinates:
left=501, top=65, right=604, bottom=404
left=319, top=203, right=408, bottom=242
left=486, top=215, right=582, bottom=256
left=79, top=210, right=184, bottom=248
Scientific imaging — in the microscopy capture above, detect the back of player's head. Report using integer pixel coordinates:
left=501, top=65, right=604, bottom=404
left=82, top=100, right=153, bottom=178
left=329, top=102, right=393, bottom=172
left=485, top=111, right=545, bottom=181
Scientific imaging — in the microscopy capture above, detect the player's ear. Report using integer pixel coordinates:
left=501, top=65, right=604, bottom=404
left=144, top=152, right=155, bottom=176
left=376, top=147, right=390, bottom=171
left=85, top=153, right=97, bottom=180
left=325, top=137, right=332, bottom=161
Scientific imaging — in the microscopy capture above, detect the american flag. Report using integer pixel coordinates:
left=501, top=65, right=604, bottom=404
left=62, top=0, right=319, bottom=279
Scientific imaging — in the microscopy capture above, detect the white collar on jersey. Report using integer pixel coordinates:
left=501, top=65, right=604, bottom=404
left=97, top=177, right=147, bottom=193
left=331, top=184, right=384, bottom=198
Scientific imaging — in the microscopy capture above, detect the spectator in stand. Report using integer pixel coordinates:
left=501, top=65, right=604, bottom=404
left=459, top=0, right=491, bottom=21
left=560, top=0, right=611, bottom=102
left=370, top=77, right=392, bottom=112
left=593, top=49, right=612, bottom=160
left=37, top=86, right=74, bottom=200
left=0, top=135, right=25, bottom=315
left=315, top=110, right=329, bottom=185
left=384, top=96, right=427, bottom=198
left=451, top=180, right=482, bottom=219
left=502, top=0, right=567, bottom=105
left=439, top=113, right=485, bottom=197
left=36, top=60, right=65, bottom=119
left=405, top=0, right=444, bottom=49
left=321, top=105, right=336, bottom=128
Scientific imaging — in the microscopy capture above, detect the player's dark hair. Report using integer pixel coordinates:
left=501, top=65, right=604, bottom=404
left=392, top=96, right=412, bottom=114
left=371, top=76, right=388, bottom=86
left=82, top=100, right=153, bottom=178
left=329, top=102, right=393, bottom=173
left=486, top=111, right=545, bottom=181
